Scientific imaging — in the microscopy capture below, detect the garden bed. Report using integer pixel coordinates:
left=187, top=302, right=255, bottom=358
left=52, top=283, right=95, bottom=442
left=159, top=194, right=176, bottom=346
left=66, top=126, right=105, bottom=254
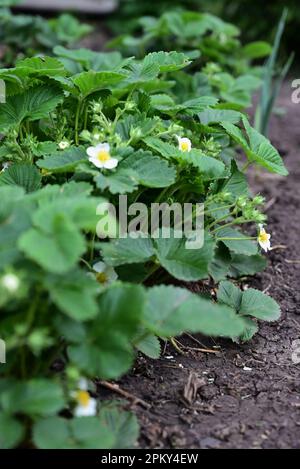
left=98, top=83, right=300, bottom=449
left=0, top=4, right=298, bottom=450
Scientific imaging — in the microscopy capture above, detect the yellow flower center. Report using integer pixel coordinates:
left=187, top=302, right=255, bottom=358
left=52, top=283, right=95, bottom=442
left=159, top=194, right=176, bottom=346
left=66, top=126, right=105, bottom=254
left=258, top=232, right=269, bottom=243
left=97, top=150, right=111, bottom=162
left=180, top=141, right=190, bottom=152
left=76, top=390, right=90, bottom=407
left=96, top=272, right=108, bottom=284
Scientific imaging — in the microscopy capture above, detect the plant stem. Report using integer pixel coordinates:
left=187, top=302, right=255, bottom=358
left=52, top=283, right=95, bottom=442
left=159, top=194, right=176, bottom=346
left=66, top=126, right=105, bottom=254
left=212, top=219, right=254, bottom=234
left=217, top=236, right=256, bottom=241
left=242, top=161, right=251, bottom=172
left=142, top=262, right=160, bottom=283
left=75, top=99, right=82, bottom=146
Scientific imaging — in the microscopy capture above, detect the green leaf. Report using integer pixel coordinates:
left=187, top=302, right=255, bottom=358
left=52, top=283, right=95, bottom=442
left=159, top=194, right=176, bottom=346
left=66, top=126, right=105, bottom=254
left=53, top=46, right=96, bottom=66
left=102, top=232, right=214, bottom=282
left=101, top=237, right=154, bottom=267
left=33, top=416, right=114, bottom=449
left=45, top=270, right=100, bottom=321
left=95, top=168, right=138, bottom=195
left=150, top=93, right=176, bottom=111
left=54, top=46, right=129, bottom=72
left=222, top=161, right=249, bottom=198
left=178, top=96, right=218, bottom=115
left=240, top=288, right=281, bottom=321
left=239, top=319, right=259, bottom=342
left=0, top=379, right=65, bottom=417
left=199, top=108, right=242, bottom=125
left=217, top=282, right=280, bottom=323
left=242, top=41, right=272, bottom=59
left=135, top=334, right=161, bottom=359
left=154, top=232, right=215, bottom=281
left=37, top=147, right=87, bottom=173
left=0, top=163, right=41, bottom=193
left=185, top=151, right=225, bottom=179
left=32, top=194, right=102, bottom=232
left=99, top=405, right=139, bottom=449
left=0, top=413, right=25, bottom=449
left=143, top=51, right=191, bottom=72
left=144, top=285, right=247, bottom=338
left=120, top=150, right=177, bottom=188
left=72, top=71, right=126, bottom=99
left=0, top=85, right=64, bottom=131
left=33, top=417, right=70, bottom=449
left=208, top=243, right=231, bottom=281
left=126, top=61, right=159, bottom=84
left=69, top=284, right=145, bottom=379
left=0, top=188, right=32, bottom=268
left=15, top=56, right=67, bottom=77
left=221, top=118, right=288, bottom=176
left=243, top=117, right=288, bottom=176
left=229, top=253, right=267, bottom=277
left=144, top=137, right=180, bottom=159
left=216, top=227, right=258, bottom=255
left=19, top=214, right=85, bottom=274
left=217, top=281, right=242, bottom=311
left=144, top=137, right=225, bottom=179
left=70, top=417, right=114, bottom=449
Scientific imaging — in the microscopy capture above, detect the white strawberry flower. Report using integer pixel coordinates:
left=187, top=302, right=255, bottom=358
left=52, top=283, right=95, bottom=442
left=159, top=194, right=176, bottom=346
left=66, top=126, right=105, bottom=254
left=86, top=143, right=118, bottom=170
left=58, top=141, right=70, bottom=150
left=176, top=135, right=192, bottom=153
left=72, top=378, right=97, bottom=418
left=258, top=224, right=271, bottom=252
left=1, top=273, right=20, bottom=293
left=93, top=261, right=118, bottom=287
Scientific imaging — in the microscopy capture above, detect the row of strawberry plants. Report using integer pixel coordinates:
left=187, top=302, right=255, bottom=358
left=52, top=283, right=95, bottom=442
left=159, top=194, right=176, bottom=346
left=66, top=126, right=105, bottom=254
left=0, top=12, right=286, bottom=449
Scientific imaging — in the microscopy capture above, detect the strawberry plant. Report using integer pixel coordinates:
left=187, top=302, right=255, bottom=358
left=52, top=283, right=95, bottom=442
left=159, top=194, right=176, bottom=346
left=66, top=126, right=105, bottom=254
left=0, top=12, right=286, bottom=449
left=0, top=1, right=92, bottom=67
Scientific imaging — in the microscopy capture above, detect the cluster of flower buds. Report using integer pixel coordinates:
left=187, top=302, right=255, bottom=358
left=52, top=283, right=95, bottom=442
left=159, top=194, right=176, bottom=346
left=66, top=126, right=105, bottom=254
left=201, top=137, right=222, bottom=157
left=234, top=195, right=266, bottom=223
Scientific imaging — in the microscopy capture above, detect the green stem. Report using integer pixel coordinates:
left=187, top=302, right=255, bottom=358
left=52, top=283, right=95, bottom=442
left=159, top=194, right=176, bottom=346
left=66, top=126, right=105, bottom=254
left=84, top=104, right=88, bottom=130
left=89, top=233, right=96, bottom=264
left=75, top=99, right=83, bottom=146
left=142, top=262, right=160, bottom=283
left=212, top=219, right=255, bottom=234
left=242, top=161, right=251, bottom=172
left=80, top=258, right=93, bottom=271
left=217, top=236, right=256, bottom=241
left=207, top=212, right=235, bottom=230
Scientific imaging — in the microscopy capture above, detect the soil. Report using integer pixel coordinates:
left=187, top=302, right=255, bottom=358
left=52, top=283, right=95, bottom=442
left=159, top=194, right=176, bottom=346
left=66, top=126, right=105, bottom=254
left=97, top=83, right=300, bottom=449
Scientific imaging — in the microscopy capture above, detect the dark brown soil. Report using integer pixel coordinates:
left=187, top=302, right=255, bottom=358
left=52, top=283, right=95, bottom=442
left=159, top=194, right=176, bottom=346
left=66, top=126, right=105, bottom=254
left=97, top=83, right=300, bottom=449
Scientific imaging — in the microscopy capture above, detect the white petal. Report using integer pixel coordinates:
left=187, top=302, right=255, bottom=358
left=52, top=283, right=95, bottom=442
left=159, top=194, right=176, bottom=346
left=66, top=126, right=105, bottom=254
left=74, top=399, right=97, bottom=417
left=259, top=240, right=271, bottom=252
left=93, top=261, right=106, bottom=273
left=78, top=378, right=88, bottom=390
left=103, top=158, right=118, bottom=169
left=106, top=266, right=118, bottom=282
left=89, top=156, right=105, bottom=168
left=95, top=143, right=110, bottom=153
left=87, top=146, right=97, bottom=158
